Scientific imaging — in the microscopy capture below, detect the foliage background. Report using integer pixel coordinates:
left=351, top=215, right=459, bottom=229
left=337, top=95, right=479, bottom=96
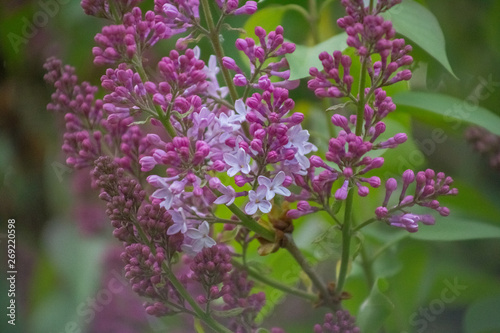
left=0, top=0, right=499, bottom=332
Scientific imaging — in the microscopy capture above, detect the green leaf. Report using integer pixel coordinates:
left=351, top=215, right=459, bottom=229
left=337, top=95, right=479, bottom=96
left=356, top=278, right=394, bottom=333
left=286, top=33, right=348, bottom=80
left=393, top=91, right=500, bottom=136
left=242, top=6, right=288, bottom=42
left=410, top=217, right=500, bottom=241
left=130, top=116, right=152, bottom=126
left=194, top=318, right=206, bottom=333
left=382, top=0, right=456, bottom=78
left=465, top=294, right=500, bottom=332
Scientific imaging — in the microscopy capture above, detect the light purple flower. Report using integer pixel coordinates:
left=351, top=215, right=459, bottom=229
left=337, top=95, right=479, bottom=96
left=229, top=99, right=248, bottom=123
left=245, top=185, right=272, bottom=215
left=258, top=171, right=291, bottom=200
left=224, top=148, right=251, bottom=177
left=185, top=221, right=216, bottom=252
left=167, top=208, right=188, bottom=235
left=285, top=125, right=317, bottom=169
left=213, top=183, right=237, bottom=206
left=387, top=213, right=435, bottom=233
left=148, top=175, right=174, bottom=209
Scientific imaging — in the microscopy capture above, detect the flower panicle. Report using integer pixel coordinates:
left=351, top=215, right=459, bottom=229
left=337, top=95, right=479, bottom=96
left=376, top=169, right=458, bottom=232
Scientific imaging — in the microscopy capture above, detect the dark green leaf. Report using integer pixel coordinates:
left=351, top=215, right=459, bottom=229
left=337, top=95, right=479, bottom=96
left=242, top=6, right=288, bottom=42
left=287, top=33, right=348, bottom=80
left=465, top=293, right=500, bottom=332
left=383, top=0, right=456, bottom=78
left=393, top=91, right=500, bottom=136
left=411, top=217, right=500, bottom=241
left=357, top=278, right=394, bottom=333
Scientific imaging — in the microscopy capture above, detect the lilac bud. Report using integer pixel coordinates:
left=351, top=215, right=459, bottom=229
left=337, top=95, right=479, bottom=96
left=402, top=169, right=415, bottom=184
left=222, top=57, right=238, bottom=70
left=358, top=185, right=369, bottom=197
left=297, top=201, right=311, bottom=211
left=438, top=207, right=450, bottom=216
left=209, top=177, right=221, bottom=188
left=283, top=176, right=293, bottom=187
left=255, top=26, right=266, bottom=38
left=375, top=206, right=388, bottom=219
left=383, top=178, right=397, bottom=206
left=235, top=39, right=247, bottom=51
left=234, top=175, right=248, bottom=187
left=290, top=112, right=304, bottom=124
left=310, top=155, right=326, bottom=168
left=233, top=74, right=248, bottom=86
left=420, top=214, right=435, bottom=225
left=287, top=209, right=302, bottom=219
left=335, top=180, right=349, bottom=201
left=400, top=195, right=414, bottom=205
left=386, top=178, right=398, bottom=191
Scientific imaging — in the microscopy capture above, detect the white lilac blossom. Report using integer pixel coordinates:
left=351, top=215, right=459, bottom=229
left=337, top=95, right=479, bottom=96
left=224, top=148, right=251, bottom=177
left=245, top=185, right=272, bottom=215
left=257, top=171, right=291, bottom=200
left=185, top=221, right=216, bottom=252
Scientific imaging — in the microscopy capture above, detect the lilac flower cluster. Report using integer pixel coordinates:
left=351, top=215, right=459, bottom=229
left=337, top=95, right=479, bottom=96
left=44, top=0, right=459, bottom=330
left=314, top=311, right=360, bottom=333
left=376, top=169, right=457, bottom=232
left=223, top=26, right=298, bottom=89
left=284, top=0, right=457, bottom=235
left=466, top=126, right=500, bottom=170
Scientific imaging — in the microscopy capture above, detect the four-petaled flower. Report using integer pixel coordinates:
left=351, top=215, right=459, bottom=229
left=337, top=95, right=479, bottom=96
left=185, top=221, right=217, bottom=252
left=224, top=148, right=251, bottom=177
left=213, top=183, right=237, bottom=206
left=258, top=171, right=291, bottom=200
left=148, top=175, right=174, bottom=210
left=245, top=185, right=272, bottom=215
left=167, top=208, right=188, bottom=235
left=229, top=99, right=248, bottom=123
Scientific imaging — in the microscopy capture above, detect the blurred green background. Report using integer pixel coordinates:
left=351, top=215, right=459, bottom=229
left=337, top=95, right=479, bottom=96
left=1, top=0, right=500, bottom=332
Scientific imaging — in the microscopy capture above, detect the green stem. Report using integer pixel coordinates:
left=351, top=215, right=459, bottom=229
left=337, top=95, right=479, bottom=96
left=308, top=0, right=320, bottom=45
left=132, top=55, right=176, bottom=138
left=130, top=217, right=231, bottom=332
left=200, top=0, right=238, bottom=103
left=284, top=234, right=336, bottom=309
left=335, top=188, right=354, bottom=295
left=355, top=59, right=368, bottom=136
left=353, top=202, right=414, bottom=232
left=226, top=202, right=275, bottom=242
left=232, top=260, right=318, bottom=302
left=163, top=266, right=233, bottom=333
left=335, top=50, right=368, bottom=296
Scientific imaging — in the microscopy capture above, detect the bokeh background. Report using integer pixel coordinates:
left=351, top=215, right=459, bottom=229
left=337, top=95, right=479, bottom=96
left=1, top=0, right=500, bottom=332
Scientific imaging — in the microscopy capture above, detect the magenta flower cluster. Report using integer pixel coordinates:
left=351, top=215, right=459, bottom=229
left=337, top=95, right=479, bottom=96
left=44, top=0, right=458, bottom=331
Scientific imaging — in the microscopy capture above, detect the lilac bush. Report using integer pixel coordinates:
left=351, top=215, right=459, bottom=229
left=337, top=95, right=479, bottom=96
left=44, top=0, right=459, bottom=331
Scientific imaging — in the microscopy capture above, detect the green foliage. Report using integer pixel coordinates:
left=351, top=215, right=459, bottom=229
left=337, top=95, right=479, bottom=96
left=410, top=217, right=500, bottom=241
left=287, top=33, right=348, bottom=80
left=393, top=91, right=500, bottom=136
left=356, top=278, right=394, bottom=333
left=383, top=0, right=457, bottom=78
left=465, top=295, right=500, bottom=333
